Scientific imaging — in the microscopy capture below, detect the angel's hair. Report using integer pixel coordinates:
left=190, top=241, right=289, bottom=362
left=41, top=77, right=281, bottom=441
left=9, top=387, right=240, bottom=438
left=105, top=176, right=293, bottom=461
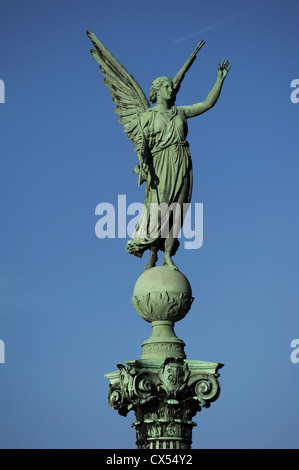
left=149, top=76, right=173, bottom=104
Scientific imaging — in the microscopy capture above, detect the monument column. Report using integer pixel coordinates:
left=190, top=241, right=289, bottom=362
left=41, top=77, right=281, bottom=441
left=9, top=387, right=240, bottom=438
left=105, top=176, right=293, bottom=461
left=105, top=266, right=223, bottom=449
left=86, top=29, right=229, bottom=449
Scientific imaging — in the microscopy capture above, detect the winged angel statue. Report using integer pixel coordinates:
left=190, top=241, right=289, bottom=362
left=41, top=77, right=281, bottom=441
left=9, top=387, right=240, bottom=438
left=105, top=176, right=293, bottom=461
left=87, top=31, right=230, bottom=271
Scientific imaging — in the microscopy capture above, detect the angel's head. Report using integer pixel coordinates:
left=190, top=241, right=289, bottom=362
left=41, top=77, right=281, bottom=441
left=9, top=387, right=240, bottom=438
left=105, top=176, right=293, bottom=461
left=149, top=77, right=174, bottom=104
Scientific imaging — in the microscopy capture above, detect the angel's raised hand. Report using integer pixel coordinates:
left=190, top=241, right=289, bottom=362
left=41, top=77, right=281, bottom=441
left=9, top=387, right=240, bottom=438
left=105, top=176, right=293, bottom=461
left=218, top=59, right=231, bottom=79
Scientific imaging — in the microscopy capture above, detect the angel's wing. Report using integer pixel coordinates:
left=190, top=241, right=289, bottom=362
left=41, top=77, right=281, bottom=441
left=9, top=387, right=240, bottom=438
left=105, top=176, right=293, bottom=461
left=87, top=30, right=150, bottom=156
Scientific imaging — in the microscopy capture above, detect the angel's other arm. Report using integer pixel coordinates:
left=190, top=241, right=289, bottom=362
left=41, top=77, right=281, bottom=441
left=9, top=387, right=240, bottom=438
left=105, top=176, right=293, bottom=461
left=136, top=111, right=152, bottom=166
left=179, top=60, right=230, bottom=119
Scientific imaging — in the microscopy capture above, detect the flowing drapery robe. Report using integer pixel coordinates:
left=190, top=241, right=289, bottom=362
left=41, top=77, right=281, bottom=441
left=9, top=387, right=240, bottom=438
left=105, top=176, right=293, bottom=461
left=126, top=105, right=193, bottom=257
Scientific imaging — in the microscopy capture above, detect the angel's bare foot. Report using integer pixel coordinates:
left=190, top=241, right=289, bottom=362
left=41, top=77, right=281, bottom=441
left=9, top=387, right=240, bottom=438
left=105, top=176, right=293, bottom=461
left=144, top=249, right=158, bottom=271
left=163, top=252, right=178, bottom=270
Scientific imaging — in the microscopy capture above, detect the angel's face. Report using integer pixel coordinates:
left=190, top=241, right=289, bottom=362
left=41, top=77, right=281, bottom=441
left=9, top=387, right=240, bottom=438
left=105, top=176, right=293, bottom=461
left=157, top=79, right=173, bottom=103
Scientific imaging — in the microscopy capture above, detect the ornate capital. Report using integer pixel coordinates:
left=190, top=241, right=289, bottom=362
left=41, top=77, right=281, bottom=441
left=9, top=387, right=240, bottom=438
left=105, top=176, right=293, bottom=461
left=105, top=358, right=223, bottom=449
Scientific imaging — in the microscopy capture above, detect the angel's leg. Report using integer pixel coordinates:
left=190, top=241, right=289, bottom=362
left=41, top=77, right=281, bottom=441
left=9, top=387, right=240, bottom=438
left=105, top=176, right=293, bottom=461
left=144, top=244, right=158, bottom=271
left=162, top=199, right=182, bottom=270
left=163, top=235, right=178, bottom=271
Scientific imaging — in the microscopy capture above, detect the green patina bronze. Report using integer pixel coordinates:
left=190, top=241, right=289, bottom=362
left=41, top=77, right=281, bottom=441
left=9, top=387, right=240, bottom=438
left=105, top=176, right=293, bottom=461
left=105, top=358, right=223, bottom=449
left=87, top=30, right=230, bottom=272
left=87, top=31, right=230, bottom=449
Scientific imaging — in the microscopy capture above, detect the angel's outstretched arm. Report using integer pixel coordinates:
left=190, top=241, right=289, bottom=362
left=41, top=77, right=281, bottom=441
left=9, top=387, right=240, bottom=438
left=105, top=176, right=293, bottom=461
left=179, top=60, right=230, bottom=119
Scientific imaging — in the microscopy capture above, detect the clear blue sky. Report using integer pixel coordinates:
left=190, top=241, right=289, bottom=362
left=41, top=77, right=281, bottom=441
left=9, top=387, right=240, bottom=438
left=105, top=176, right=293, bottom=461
left=0, top=0, right=298, bottom=449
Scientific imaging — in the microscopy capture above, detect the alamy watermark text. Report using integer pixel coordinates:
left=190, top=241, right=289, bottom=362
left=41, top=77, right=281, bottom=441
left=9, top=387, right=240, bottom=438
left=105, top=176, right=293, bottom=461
left=290, top=79, right=299, bottom=103
left=290, top=339, right=299, bottom=363
left=0, top=339, right=5, bottom=363
left=95, top=195, right=203, bottom=249
left=0, top=79, right=5, bottom=103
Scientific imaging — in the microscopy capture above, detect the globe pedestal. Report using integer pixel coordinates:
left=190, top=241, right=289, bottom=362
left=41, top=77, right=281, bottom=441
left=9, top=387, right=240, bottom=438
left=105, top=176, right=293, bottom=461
left=132, top=267, right=193, bottom=360
left=141, top=320, right=186, bottom=360
left=105, top=266, right=223, bottom=449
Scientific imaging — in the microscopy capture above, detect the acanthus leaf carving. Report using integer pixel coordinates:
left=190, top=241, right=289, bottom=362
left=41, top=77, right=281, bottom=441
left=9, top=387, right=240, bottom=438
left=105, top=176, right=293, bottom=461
left=132, top=291, right=194, bottom=323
